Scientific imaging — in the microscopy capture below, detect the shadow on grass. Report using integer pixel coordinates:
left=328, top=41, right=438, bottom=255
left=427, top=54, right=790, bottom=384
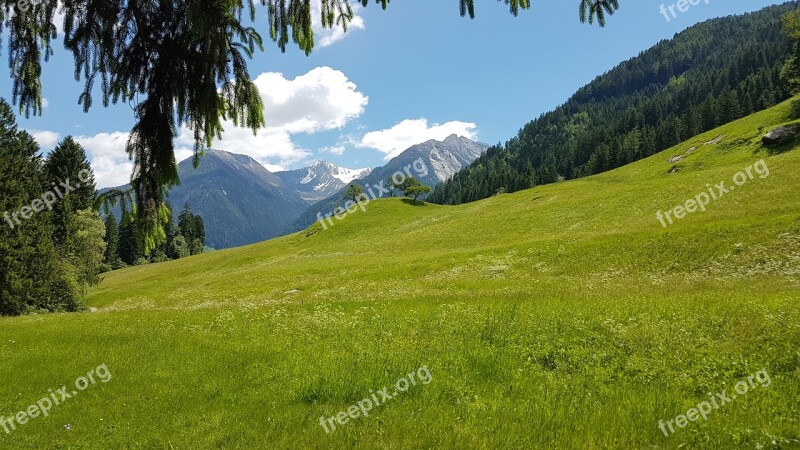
left=401, top=198, right=428, bottom=206
left=762, top=138, right=800, bottom=155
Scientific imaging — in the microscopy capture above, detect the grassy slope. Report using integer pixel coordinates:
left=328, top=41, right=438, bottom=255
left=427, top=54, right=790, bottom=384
left=2, top=100, right=800, bottom=449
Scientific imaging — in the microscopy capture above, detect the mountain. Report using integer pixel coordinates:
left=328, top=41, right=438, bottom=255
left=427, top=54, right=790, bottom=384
left=164, top=149, right=308, bottom=249
left=430, top=2, right=794, bottom=205
left=393, top=134, right=488, bottom=184
left=104, top=139, right=483, bottom=249
left=275, top=161, right=372, bottom=204
left=291, top=134, right=488, bottom=230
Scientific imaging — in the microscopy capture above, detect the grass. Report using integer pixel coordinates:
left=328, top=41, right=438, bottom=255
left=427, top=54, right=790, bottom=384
left=2, top=99, right=800, bottom=448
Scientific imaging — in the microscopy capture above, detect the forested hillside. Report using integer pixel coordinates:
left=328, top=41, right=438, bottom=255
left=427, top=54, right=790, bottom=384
left=430, top=2, right=795, bottom=205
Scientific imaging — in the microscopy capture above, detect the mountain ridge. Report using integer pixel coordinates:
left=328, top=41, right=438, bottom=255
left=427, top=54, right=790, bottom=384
left=275, top=161, right=372, bottom=204
left=291, top=134, right=488, bottom=230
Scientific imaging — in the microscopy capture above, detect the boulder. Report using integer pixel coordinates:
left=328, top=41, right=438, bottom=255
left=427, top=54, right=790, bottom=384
left=762, top=124, right=800, bottom=145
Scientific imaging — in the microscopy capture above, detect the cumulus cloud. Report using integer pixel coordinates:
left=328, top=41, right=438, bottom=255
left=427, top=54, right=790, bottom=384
left=255, top=67, right=368, bottom=133
left=30, top=130, right=61, bottom=150
left=174, top=66, right=367, bottom=168
left=74, top=132, right=132, bottom=188
left=357, top=119, right=479, bottom=159
left=311, top=0, right=366, bottom=48
left=29, top=129, right=133, bottom=188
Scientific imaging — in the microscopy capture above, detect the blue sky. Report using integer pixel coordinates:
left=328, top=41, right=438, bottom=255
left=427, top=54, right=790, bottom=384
left=1, top=0, right=786, bottom=187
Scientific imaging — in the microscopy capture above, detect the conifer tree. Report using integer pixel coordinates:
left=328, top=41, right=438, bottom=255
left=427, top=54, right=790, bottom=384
left=118, top=211, right=143, bottom=265
left=103, top=214, right=120, bottom=267
left=177, top=204, right=206, bottom=255
left=44, top=136, right=96, bottom=248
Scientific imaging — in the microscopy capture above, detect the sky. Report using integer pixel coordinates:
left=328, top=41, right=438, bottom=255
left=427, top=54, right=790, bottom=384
left=0, top=0, right=787, bottom=188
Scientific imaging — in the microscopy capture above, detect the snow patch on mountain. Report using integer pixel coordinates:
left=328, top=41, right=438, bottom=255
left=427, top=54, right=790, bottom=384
left=330, top=165, right=372, bottom=184
left=275, top=161, right=373, bottom=204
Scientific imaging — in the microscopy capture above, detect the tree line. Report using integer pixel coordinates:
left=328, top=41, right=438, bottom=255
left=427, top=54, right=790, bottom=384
left=430, top=3, right=796, bottom=205
left=102, top=204, right=206, bottom=269
left=0, top=100, right=104, bottom=315
left=0, top=98, right=207, bottom=315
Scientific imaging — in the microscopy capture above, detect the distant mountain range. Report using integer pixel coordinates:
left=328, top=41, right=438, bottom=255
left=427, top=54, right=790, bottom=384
left=290, top=134, right=488, bottom=230
left=275, top=161, right=372, bottom=203
left=117, top=135, right=486, bottom=249
left=165, top=150, right=309, bottom=249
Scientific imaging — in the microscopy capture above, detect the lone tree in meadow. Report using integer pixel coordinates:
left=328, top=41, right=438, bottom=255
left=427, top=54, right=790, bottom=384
left=403, top=178, right=432, bottom=203
left=344, top=184, right=366, bottom=203
left=1, top=0, right=621, bottom=252
left=386, top=176, right=402, bottom=197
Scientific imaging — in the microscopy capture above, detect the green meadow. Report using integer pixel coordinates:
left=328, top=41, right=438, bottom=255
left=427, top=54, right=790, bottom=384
left=2, top=99, right=800, bottom=449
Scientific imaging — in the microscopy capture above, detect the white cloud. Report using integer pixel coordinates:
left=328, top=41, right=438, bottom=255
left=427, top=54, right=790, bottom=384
left=357, top=119, right=479, bottom=159
left=54, top=1, right=65, bottom=35
left=255, top=67, right=368, bottom=134
left=176, top=126, right=312, bottom=169
left=311, top=0, right=366, bottom=48
left=30, top=130, right=61, bottom=150
left=263, top=163, right=286, bottom=173
left=75, top=132, right=132, bottom=188
left=175, top=66, right=367, bottom=168
left=41, top=98, right=49, bottom=109
left=320, top=145, right=347, bottom=156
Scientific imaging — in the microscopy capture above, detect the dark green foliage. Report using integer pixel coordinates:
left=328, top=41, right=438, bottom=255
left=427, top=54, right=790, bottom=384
left=0, top=100, right=81, bottom=315
left=344, top=184, right=366, bottom=203
left=118, top=211, right=143, bottom=266
left=168, top=235, right=191, bottom=259
left=44, top=136, right=96, bottom=248
left=578, top=0, right=619, bottom=26
left=790, top=99, right=800, bottom=119
left=403, top=178, right=433, bottom=202
left=781, top=7, right=800, bottom=93
left=177, top=204, right=206, bottom=256
left=430, top=4, right=795, bottom=206
left=103, top=214, right=121, bottom=268
left=66, top=210, right=106, bottom=296
left=147, top=201, right=175, bottom=264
